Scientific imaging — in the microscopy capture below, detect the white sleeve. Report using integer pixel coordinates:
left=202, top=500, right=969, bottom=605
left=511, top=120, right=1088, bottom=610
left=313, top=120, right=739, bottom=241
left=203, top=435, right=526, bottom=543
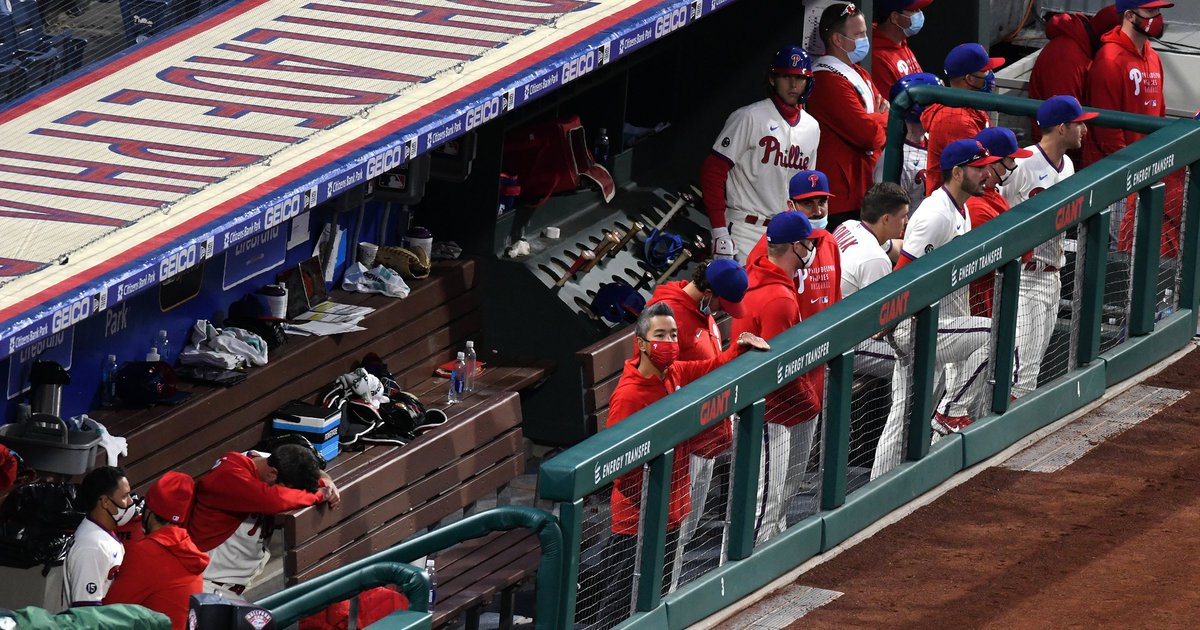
left=900, top=210, right=950, bottom=260
left=65, top=545, right=113, bottom=605
left=1001, top=164, right=1032, bottom=208
left=859, top=257, right=893, bottom=288
left=711, top=108, right=755, bottom=163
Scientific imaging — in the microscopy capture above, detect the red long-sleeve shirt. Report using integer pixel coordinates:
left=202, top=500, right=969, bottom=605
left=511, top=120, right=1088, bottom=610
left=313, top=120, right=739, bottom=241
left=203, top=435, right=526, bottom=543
left=870, top=30, right=922, bottom=95
left=105, top=527, right=209, bottom=630
left=966, top=189, right=1009, bottom=317
left=806, top=63, right=888, bottom=216
left=922, top=104, right=990, bottom=195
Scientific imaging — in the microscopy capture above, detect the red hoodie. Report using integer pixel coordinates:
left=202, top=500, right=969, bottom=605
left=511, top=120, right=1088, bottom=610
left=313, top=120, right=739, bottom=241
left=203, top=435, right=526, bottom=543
left=1030, top=14, right=1094, bottom=106
left=870, top=28, right=922, bottom=96
left=188, top=452, right=323, bottom=552
left=806, top=63, right=888, bottom=216
left=922, top=103, right=990, bottom=195
left=105, top=526, right=210, bottom=630
left=966, top=189, right=1010, bottom=317
left=1084, top=26, right=1165, bottom=166
left=732, top=253, right=821, bottom=427
left=607, top=353, right=739, bottom=535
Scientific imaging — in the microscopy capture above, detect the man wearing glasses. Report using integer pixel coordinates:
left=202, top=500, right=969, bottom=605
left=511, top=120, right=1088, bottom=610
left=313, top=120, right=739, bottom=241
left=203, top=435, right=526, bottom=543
left=922, top=43, right=1003, bottom=196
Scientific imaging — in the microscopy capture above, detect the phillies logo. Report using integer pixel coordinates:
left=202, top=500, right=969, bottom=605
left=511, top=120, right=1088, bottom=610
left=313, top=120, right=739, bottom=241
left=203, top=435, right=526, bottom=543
left=790, top=54, right=802, bottom=67
left=915, top=168, right=927, bottom=186
left=808, top=173, right=820, bottom=188
left=1129, top=68, right=1144, bottom=96
left=758, top=137, right=811, bottom=169
left=1029, top=187, right=1045, bottom=198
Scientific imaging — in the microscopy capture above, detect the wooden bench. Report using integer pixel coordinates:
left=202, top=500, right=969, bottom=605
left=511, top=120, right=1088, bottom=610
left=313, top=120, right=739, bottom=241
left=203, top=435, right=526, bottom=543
left=87, top=260, right=548, bottom=625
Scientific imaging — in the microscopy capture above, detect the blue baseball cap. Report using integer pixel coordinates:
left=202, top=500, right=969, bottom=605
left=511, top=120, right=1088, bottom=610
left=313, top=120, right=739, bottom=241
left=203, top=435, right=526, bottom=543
left=1115, top=1, right=1173, bottom=13
left=975, top=127, right=1033, bottom=159
left=704, top=259, right=748, bottom=318
left=939, top=139, right=1001, bottom=171
left=876, top=0, right=933, bottom=14
left=766, top=211, right=814, bottom=244
left=944, top=43, right=1004, bottom=78
left=1037, top=95, right=1100, bottom=128
left=788, top=170, right=835, bottom=200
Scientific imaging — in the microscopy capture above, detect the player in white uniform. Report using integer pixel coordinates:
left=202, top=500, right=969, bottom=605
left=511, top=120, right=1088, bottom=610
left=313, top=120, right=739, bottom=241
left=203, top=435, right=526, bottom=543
left=874, top=72, right=940, bottom=212
left=872, top=139, right=998, bottom=479
left=63, top=466, right=135, bottom=609
left=1003, top=96, right=1095, bottom=398
left=833, top=182, right=910, bottom=377
left=703, top=45, right=821, bottom=260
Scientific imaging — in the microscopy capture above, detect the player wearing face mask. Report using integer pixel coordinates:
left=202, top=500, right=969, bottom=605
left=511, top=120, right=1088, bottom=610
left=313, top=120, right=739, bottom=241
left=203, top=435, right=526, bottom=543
left=870, top=0, right=934, bottom=95
left=807, top=2, right=889, bottom=228
left=63, top=466, right=134, bottom=609
left=593, top=303, right=769, bottom=623
left=967, top=127, right=1032, bottom=318
left=922, top=43, right=1003, bottom=196
left=733, top=211, right=824, bottom=543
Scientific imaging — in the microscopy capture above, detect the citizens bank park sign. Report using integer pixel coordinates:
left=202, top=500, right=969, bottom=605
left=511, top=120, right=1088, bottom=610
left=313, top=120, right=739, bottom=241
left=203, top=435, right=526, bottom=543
left=0, top=0, right=739, bottom=360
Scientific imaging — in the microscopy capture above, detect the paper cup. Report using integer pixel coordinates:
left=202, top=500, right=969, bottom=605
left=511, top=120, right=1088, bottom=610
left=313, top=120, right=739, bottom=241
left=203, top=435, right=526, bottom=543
left=358, top=242, right=379, bottom=267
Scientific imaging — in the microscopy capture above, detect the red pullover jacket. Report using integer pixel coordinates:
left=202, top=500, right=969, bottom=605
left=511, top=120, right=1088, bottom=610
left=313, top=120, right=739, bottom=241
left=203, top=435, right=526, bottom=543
left=1083, top=27, right=1165, bottom=166
left=607, top=353, right=739, bottom=535
left=922, top=104, right=990, bottom=195
left=966, top=189, right=1010, bottom=317
left=189, top=452, right=323, bottom=552
left=105, top=526, right=210, bottom=630
left=870, top=28, right=922, bottom=95
left=806, top=64, right=888, bottom=216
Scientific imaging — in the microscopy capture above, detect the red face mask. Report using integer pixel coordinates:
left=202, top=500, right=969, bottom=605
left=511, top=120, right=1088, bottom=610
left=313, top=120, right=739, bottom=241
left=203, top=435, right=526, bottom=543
left=642, top=339, right=679, bottom=372
left=1133, top=12, right=1165, bottom=39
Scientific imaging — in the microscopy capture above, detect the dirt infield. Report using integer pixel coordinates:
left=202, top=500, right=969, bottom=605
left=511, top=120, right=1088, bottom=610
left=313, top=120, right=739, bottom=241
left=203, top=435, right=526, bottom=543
left=785, top=347, right=1200, bottom=630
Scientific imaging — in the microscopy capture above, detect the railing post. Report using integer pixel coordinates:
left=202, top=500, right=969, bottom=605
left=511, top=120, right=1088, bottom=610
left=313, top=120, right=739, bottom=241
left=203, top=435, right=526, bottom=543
left=883, top=105, right=910, bottom=184
left=726, top=399, right=764, bottom=561
left=636, top=450, right=673, bottom=611
left=1179, top=163, right=1200, bottom=314
left=821, top=352, right=854, bottom=510
left=991, top=260, right=1022, bottom=413
left=1077, top=207, right=1110, bottom=365
left=906, top=304, right=939, bottom=461
left=558, top=499, right=584, bottom=628
left=1129, top=182, right=1166, bottom=336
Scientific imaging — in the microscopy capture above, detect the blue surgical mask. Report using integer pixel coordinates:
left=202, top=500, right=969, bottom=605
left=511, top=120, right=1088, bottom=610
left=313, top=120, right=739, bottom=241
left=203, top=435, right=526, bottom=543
left=981, top=71, right=996, bottom=93
left=846, top=36, right=870, bottom=64
left=902, top=10, right=924, bottom=37
left=699, top=296, right=712, bottom=316
left=810, top=215, right=829, bottom=231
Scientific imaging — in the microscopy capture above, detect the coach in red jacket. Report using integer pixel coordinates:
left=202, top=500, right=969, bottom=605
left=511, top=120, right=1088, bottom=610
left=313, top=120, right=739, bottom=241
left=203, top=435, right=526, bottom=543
left=106, top=472, right=208, bottom=630
left=594, top=303, right=768, bottom=623
left=1028, top=6, right=1120, bottom=146
left=189, top=445, right=339, bottom=597
left=923, top=43, right=1002, bottom=195
left=807, top=2, right=889, bottom=227
left=870, top=0, right=933, bottom=95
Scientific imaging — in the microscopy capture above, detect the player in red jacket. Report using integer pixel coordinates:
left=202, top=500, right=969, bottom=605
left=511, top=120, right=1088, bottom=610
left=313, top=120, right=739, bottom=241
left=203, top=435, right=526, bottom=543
left=1028, top=6, right=1121, bottom=147
left=967, top=127, right=1032, bottom=318
left=593, top=303, right=768, bottom=623
left=806, top=2, right=889, bottom=228
left=922, top=43, right=1002, bottom=195
left=870, top=0, right=933, bottom=95
left=106, top=472, right=209, bottom=630
left=1085, top=0, right=1180, bottom=259
left=189, top=445, right=339, bottom=597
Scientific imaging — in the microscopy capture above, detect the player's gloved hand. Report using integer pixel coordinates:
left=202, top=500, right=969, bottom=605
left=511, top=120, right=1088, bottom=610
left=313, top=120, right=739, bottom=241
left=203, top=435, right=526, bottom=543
left=712, top=226, right=737, bottom=259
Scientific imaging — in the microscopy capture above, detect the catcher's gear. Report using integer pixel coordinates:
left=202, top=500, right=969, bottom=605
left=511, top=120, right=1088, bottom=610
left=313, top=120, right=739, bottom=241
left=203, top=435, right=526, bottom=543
left=376, top=246, right=431, bottom=280
left=711, top=225, right=737, bottom=259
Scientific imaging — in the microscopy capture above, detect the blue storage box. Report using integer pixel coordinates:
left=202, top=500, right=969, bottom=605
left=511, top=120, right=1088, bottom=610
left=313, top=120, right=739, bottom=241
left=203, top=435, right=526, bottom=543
left=271, top=401, right=340, bottom=462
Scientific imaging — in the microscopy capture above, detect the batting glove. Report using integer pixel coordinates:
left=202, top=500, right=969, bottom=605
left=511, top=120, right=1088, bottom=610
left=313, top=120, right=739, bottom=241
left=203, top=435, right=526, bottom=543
left=711, top=226, right=737, bottom=260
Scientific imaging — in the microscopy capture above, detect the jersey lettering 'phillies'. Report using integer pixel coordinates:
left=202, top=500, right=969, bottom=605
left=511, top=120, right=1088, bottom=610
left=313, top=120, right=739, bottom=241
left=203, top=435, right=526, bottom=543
left=712, top=99, right=820, bottom=221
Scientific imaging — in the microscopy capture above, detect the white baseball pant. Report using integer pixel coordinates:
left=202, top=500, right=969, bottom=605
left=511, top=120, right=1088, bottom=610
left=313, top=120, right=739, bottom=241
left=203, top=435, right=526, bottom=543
left=853, top=337, right=896, bottom=379
left=754, top=418, right=818, bottom=544
left=726, top=208, right=771, bottom=262
left=870, top=317, right=992, bottom=479
left=669, top=453, right=716, bottom=591
left=1013, top=270, right=1061, bottom=398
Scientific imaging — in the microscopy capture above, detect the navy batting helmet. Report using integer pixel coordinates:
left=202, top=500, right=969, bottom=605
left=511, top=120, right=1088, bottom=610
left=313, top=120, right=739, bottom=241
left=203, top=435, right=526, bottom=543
left=770, top=45, right=815, bottom=103
left=889, top=72, right=942, bottom=122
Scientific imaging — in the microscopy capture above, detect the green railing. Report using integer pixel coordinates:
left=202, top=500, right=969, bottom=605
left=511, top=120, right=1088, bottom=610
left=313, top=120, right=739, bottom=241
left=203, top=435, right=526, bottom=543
left=258, top=506, right=564, bottom=629
left=537, top=88, right=1200, bottom=629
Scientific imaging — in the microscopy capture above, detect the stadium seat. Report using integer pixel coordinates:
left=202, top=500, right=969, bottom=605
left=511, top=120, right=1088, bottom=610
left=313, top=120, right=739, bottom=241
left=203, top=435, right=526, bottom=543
left=118, top=0, right=177, bottom=47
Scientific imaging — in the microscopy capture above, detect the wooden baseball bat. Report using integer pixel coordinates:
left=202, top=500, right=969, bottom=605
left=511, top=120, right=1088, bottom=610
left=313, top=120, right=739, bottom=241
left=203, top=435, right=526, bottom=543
left=612, top=222, right=642, bottom=254
left=655, top=248, right=693, bottom=284
left=581, top=232, right=620, bottom=271
left=555, top=248, right=595, bottom=287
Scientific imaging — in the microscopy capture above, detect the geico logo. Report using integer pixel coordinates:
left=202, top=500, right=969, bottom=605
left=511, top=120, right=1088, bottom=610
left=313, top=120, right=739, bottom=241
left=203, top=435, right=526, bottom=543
left=159, top=246, right=198, bottom=279
left=654, top=6, right=688, bottom=38
left=52, top=301, right=91, bottom=333
left=561, top=52, right=595, bottom=84
left=465, top=98, right=501, bottom=130
left=264, top=195, right=303, bottom=230
left=366, top=146, right=404, bottom=179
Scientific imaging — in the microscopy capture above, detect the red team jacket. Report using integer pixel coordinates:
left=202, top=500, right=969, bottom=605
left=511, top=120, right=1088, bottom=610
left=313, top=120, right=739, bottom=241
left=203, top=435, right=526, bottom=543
left=966, top=189, right=1010, bottom=317
left=922, top=104, right=991, bottom=195
left=1083, top=27, right=1165, bottom=165
left=806, top=65, right=888, bottom=215
left=870, top=29, right=922, bottom=95
left=189, top=452, right=324, bottom=552
left=607, top=353, right=738, bottom=535
left=105, top=526, right=210, bottom=630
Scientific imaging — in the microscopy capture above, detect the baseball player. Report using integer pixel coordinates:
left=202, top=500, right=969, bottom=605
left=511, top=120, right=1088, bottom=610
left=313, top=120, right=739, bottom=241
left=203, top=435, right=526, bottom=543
left=967, top=127, right=1032, bottom=318
left=873, top=139, right=998, bottom=479
left=1085, top=0, right=1181, bottom=259
left=922, top=43, right=1001, bottom=195
left=702, top=46, right=821, bottom=260
left=874, top=72, right=941, bottom=211
left=806, top=2, right=889, bottom=229
left=833, top=182, right=910, bottom=378
left=62, top=466, right=135, bottom=609
left=189, top=445, right=339, bottom=597
left=1004, top=96, right=1095, bottom=398
left=733, top=212, right=823, bottom=543
left=870, top=0, right=934, bottom=95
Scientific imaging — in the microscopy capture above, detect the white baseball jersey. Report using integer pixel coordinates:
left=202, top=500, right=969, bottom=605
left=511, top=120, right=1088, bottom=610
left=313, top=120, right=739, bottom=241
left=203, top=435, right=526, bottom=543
left=202, top=514, right=273, bottom=587
left=873, top=138, right=928, bottom=212
left=833, top=220, right=892, bottom=296
left=62, top=517, right=124, bottom=607
left=1003, top=144, right=1075, bottom=267
left=903, top=186, right=974, bottom=317
left=712, top=98, right=820, bottom=223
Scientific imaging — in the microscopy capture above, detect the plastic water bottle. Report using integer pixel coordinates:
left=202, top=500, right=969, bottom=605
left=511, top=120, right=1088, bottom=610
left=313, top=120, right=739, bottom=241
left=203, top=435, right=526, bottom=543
left=1156, top=289, right=1175, bottom=321
left=100, top=355, right=119, bottom=407
left=425, top=558, right=437, bottom=611
left=448, top=352, right=466, bottom=404
left=153, top=330, right=170, bottom=363
left=594, top=127, right=610, bottom=167
left=464, top=341, right=477, bottom=393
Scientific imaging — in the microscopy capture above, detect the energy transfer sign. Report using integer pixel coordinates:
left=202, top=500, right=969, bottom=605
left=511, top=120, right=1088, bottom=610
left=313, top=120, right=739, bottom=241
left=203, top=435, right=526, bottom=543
left=0, top=0, right=729, bottom=360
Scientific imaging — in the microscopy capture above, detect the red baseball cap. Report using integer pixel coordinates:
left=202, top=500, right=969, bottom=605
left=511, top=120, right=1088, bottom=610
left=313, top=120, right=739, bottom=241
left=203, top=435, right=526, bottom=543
left=0, top=445, right=18, bottom=493
left=146, top=471, right=195, bottom=526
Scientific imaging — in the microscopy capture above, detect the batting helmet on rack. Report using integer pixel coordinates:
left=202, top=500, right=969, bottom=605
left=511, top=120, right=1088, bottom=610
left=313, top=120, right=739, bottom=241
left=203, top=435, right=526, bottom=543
left=770, top=45, right=815, bottom=103
left=889, top=72, right=942, bottom=123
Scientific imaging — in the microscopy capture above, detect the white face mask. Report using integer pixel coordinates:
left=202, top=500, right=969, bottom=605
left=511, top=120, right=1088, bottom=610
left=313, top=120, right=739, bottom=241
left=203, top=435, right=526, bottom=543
left=110, top=494, right=141, bottom=527
left=796, top=243, right=816, bottom=269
